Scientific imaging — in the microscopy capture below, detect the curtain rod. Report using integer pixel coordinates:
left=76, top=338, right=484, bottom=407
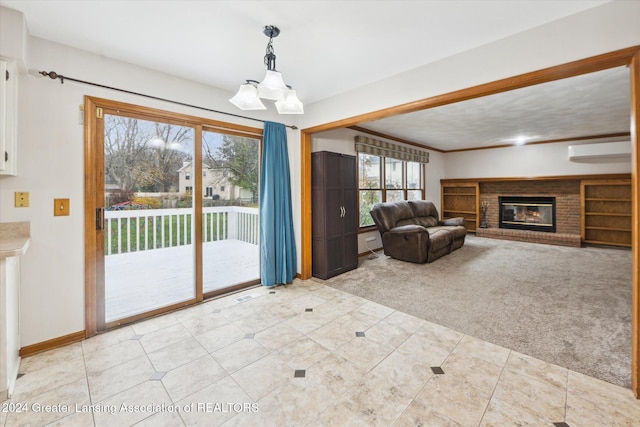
left=35, top=70, right=298, bottom=130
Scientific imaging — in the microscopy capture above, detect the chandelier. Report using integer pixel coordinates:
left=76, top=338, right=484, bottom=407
left=229, top=25, right=304, bottom=115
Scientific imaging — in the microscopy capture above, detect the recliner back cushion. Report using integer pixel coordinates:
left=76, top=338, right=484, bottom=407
left=415, top=216, right=438, bottom=227
left=370, top=201, right=414, bottom=232
left=408, top=200, right=440, bottom=219
left=408, top=200, right=439, bottom=227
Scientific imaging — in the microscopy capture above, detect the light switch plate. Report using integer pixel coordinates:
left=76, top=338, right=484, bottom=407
left=15, top=192, right=29, bottom=207
left=54, top=198, right=70, bottom=216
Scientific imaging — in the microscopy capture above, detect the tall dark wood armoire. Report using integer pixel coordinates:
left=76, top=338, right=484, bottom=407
left=312, top=151, right=358, bottom=279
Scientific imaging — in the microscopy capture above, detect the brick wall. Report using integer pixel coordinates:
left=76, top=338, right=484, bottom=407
left=479, top=180, right=581, bottom=235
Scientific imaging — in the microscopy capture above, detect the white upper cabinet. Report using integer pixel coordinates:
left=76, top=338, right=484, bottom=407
left=0, top=58, right=18, bottom=176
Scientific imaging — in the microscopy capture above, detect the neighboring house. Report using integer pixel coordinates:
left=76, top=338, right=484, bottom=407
left=177, top=161, right=246, bottom=201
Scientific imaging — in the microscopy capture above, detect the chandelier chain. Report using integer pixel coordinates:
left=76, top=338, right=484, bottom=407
left=264, top=37, right=276, bottom=71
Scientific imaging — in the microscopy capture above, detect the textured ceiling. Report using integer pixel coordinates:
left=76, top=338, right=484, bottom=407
left=358, top=66, right=631, bottom=151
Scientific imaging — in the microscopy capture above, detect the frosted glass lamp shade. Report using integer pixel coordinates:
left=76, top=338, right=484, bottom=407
left=229, top=84, right=267, bottom=110
left=275, top=89, right=304, bottom=114
left=257, top=70, right=288, bottom=101
left=167, top=141, right=182, bottom=150
left=147, top=137, right=165, bottom=148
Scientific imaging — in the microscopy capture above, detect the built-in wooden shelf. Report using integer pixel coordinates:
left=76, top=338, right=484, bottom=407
left=581, top=179, right=632, bottom=247
left=443, top=210, right=476, bottom=215
left=584, top=198, right=631, bottom=202
left=585, top=226, right=631, bottom=232
left=585, top=212, right=632, bottom=217
left=441, top=182, right=479, bottom=232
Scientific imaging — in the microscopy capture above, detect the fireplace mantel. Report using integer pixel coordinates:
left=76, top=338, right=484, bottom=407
left=440, top=173, right=630, bottom=185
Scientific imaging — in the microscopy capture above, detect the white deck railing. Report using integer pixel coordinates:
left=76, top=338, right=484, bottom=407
left=105, top=206, right=259, bottom=255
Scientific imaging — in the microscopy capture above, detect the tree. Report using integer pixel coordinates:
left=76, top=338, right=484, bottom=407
left=137, top=122, right=192, bottom=192
left=104, top=116, right=147, bottom=193
left=358, top=154, right=381, bottom=226
left=104, top=115, right=192, bottom=197
left=206, top=135, right=260, bottom=203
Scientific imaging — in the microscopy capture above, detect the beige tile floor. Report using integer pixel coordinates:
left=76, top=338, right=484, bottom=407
left=3, top=280, right=640, bottom=426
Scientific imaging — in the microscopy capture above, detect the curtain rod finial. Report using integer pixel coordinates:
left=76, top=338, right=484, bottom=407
left=38, top=71, right=64, bottom=84
left=45, top=71, right=56, bottom=78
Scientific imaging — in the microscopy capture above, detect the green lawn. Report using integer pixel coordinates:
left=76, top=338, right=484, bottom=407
left=105, top=212, right=229, bottom=254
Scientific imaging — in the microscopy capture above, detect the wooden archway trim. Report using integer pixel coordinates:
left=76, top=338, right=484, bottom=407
left=300, top=45, right=640, bottom=397
left=630, top=49, right=640, bottom=398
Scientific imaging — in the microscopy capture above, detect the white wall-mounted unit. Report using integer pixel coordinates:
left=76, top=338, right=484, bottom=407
left=568, top=141, right=631, bottom=163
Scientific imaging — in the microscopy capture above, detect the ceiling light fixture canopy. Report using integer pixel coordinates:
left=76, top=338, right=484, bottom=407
left=229, top=25, right=304, bottom=115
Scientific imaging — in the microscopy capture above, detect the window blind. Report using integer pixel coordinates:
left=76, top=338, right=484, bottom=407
left=354, top=135, right=429, bottom=163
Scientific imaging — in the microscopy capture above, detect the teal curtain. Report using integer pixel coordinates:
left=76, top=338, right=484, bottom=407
left=260, top=121, right=297, bottom=287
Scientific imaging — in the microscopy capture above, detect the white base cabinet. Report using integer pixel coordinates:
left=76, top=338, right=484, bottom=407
left=0, top=255, right=20, bottom=401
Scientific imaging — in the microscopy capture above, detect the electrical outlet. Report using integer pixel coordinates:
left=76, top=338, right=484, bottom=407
left=54, top=198, right=70, bottom=216
left=15, top=192, right=29, bottom=207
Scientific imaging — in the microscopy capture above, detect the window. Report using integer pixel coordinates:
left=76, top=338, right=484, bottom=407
left=406, top=161, right=423, bottom=201
left=220, top=186, right=225, bottom=192
left=205, top=186, right=213, bottom=197
left=358, top=153, right=424, bottom=228
left=185, top=186, right=193, bottom=194
left=185, top=172, right=191, bottom=180
left=358, top=153, right=382, bottom=227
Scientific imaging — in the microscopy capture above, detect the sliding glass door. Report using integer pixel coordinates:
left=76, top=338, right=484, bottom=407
left=202, top=130, right=260, bottom=295
left=101, top=113, right=197, bottom=325
left=86, top=97, right=263, bottom=332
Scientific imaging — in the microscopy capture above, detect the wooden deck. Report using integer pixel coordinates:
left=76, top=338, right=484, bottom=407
left=105, top=239, right=259, bottom=322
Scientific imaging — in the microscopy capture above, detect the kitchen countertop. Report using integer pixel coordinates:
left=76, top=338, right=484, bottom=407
left=0, top=222, right=31, bottom=260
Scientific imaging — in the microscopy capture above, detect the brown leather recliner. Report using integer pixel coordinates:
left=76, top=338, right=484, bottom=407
left=369, top=200, right=467, bottom=263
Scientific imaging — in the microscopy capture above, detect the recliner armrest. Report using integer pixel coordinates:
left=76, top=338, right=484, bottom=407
left=381, top=225, right=430, bottom=263
left=439, top=217, right=465, bottom=226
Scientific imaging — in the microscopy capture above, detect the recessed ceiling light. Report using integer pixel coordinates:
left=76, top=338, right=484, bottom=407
left=515, top=135, right=527, bottom=145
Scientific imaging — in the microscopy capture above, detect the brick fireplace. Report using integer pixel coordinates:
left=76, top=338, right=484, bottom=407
left=476, top=180, right=582, bottom=247
left=499, top=196, right=556, bottom=232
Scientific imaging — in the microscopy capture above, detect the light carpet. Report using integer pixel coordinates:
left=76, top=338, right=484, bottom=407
left=323, top=235, right=632, bottom=388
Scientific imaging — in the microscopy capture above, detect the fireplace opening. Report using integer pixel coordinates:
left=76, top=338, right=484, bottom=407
left=499, top=196, right=556, bottom=233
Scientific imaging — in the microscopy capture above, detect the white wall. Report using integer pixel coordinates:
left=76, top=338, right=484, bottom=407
left=1, top=0, right=639, bottom=348
left=444, top=140, right=632, bottom=179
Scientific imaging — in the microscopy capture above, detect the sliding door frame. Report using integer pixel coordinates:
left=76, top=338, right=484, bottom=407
left=84, top=96, right=262, bottom=335
left=300, top=46, right=640, bottom=397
